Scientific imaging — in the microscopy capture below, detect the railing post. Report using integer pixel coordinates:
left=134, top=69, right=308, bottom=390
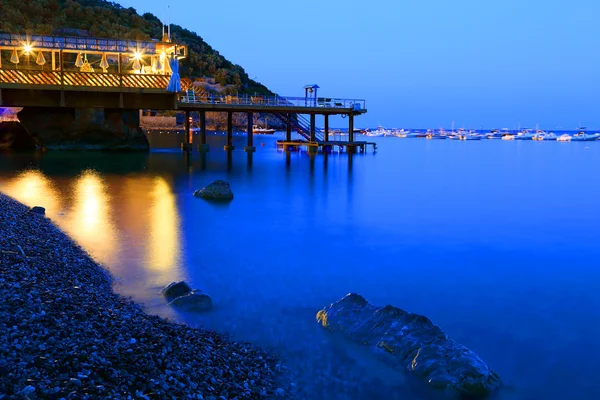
left=59, top=50, right=65, bottom=107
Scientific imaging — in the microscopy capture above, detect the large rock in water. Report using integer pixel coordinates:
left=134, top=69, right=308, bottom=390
left=193, top=180, right=234, bottom=201
left=0, top=121, right=37, bottom=151
left=161, top=281, right=213, bottom=312
left=17, top=107, right=149, bottom=151
left=316, top=294, right=501, bottom=399
left=161, top=281, right=193, bottom=302
left=168, top=290, right=213, bottom=312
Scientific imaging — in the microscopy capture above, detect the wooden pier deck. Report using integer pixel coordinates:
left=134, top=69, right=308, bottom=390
left=275, top=140, right=377, bottom=153
left=0, top=33, right=370, bottom=155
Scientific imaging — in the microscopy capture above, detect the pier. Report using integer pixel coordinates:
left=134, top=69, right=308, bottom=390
left=0, top=33, right=370, bottom=153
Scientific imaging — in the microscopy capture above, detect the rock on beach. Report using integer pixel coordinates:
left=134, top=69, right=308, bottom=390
left=194, top=180, right=234, bottom=201
left=317, top=293, right=501, bottom=399
left=162, top=281, right=214, bottom=312
left=0, top=193, right=281, bottom=399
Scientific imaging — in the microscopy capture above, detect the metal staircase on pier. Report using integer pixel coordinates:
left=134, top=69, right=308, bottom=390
left=272, top=112, right=324, bottom=142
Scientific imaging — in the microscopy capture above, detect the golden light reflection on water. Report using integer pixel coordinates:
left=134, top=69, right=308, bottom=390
left=70, top=170, right=118, bottom=265
left=4, top=170, right=61, bottom=214
left=146, top=176, right=183, bottom=283
left=1, top=169, right=183, bottom=294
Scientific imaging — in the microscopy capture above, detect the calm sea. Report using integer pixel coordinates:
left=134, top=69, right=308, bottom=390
left=1, top=133, right=599, bottom=400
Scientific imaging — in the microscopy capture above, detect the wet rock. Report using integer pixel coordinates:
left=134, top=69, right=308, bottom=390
left=316, top=293, right=501, bottom=399
left=17, top=107, right=149, bottom=151
left=0, top=121, right=37, bottom=151
left=193, top=180, right=234, bottom=201
left=161, top=281, right=193, bottom=302
left=168, top=290, right=213, bottom=312
left=30, top=206, right=46, bottom=215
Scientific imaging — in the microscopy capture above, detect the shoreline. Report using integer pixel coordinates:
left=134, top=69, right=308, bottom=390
left=0, top=193, right=284, bottom=399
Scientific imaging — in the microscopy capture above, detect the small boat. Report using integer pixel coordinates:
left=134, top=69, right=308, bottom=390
left=365, top=126, right=389, bottom=137
left=502, top=134, right=515, bottom=140
left=486, top=129, right=503, bottom=139
left=537, top=132, right=557, bottom=141
left=460, top=133, right=482, bottom=140
left=253, top=125, right=276, bottom=134
left=557, top=134, right=571, bottom=142
left=405, top=132, right=420, bottom=138
left=391, top=128, right=411, bottom=138
left=514, top=129, right=535, bottom=140
left=426, top=129, right=447, bottom=139
left=571, top=132, right=600, bottom=141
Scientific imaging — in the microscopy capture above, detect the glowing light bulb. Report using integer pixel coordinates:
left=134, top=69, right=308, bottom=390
left=23, top=44, right=32, bottom=56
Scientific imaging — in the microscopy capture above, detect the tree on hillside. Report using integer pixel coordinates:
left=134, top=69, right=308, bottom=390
left=0, top=0, right=272, bottom=95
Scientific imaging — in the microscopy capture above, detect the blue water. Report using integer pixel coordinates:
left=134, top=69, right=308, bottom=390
left=1, top=134, right=599, bottom=399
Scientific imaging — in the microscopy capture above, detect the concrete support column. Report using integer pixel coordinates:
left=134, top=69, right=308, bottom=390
left=245, top=112, right=255, bottom=152
left=198, top=111, right=209, bottom=152
left=348, top=114, right=354, bottom=143
left=286, top=114, right=292, bottom=142
left=310, top=114, right=316, bottom=142
left=324, top=114, right=329, bottom=142
left=224, top=112, right=234, bottom=151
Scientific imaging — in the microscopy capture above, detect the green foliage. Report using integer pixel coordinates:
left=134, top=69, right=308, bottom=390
left=0, top=0, right=272, bottom=95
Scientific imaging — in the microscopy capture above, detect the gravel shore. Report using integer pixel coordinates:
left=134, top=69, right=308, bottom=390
left=0, top=193, right=282, bottom=399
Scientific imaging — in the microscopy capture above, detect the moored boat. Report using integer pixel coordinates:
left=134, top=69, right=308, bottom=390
left=365, top=126, right=389, bottom=137
left=253, top=125, right=276, bottom=134
left=571, top=132, right=600, bottom=141
left=557, top=134, right=571, bottom=142
left=514, top=129, right=535, bottom=140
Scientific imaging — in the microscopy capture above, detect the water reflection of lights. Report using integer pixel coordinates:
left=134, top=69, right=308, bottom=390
left=147, top=177, right=182, bottom=282
left=4, top=170, right=60, bottom=213
left=71, top=170, right=118, bottom=265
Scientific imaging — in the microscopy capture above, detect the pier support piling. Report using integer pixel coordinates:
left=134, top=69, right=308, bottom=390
left=181, top=110, right=192, bottom=151
left=245, top=112, right=255, bottom=152
left=310, top=114, right=316, bottom=142
left=324, top=115, right=329, bottom=142
left=286, top=114, right=292, bottom=142
left=348, top=114, right=354, bottom=143
left=198, top=110, right=209, bottom=152
left=224, top=111, right=235, bottom=151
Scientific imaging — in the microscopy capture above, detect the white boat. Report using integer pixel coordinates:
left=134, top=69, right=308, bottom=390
left=571, top=132, right=600, bottom=141
left=538, top=132, right=557, bottom=141
left=502, top=134, right=515, bottom=140
left=391, top=128, right=411, bottom=138
left=514, top=130, right=535, bottom=140
left=557, top=134, right=571, bottom=142
left=365, top=126, right=390, bottom=137
left=252, top=124, right=276, bottom=134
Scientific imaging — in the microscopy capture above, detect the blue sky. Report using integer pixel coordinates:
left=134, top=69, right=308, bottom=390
left=120, top=0, right=599, bottom=129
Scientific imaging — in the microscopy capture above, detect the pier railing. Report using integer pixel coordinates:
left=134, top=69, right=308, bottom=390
left=0, top=69, right=170, bottom=90
left=180, top=92, right=366, bottom=110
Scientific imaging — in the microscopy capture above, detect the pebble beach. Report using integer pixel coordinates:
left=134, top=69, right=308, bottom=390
left=0, top=193, right=283, bottom=399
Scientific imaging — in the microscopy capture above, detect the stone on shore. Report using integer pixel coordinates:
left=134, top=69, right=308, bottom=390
left=194, top=180, right=234, bottom=201
left=161, top=281, right=193, bottom=302
left=30, top=206, right=46, bottom=215
left=168, top=290, right=214, bottom=312
left=316, top=293, right=501, bottom=398
left=162, top=281, right=214, bottom=312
